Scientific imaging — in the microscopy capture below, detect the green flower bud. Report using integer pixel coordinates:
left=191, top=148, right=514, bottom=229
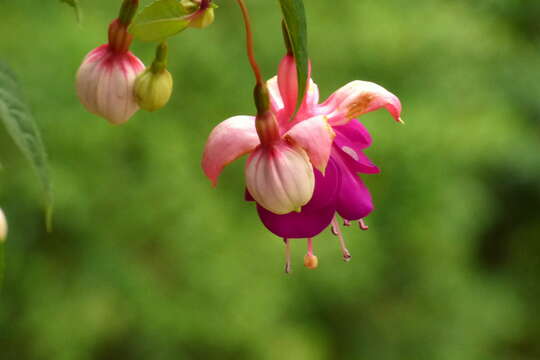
left=180, top=0, right=199, bottom=13
left=181, top=0, right=216, bottom=29
left=134, top=68, right=173, bottom=112
left=189, top=7, right=215, bottom=29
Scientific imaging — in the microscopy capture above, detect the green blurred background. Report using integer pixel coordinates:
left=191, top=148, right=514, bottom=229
left=1, top=0, right=540, bottom=359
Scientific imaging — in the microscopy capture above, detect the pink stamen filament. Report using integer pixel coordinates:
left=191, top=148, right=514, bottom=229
left=283, top=238, right=292, bottom=274
left=343, top=220, right=351, bottom=227
left=331, top=221, right=339, bottom=236
left=331, top=217, right=352, bottom=262
left=307, top=238, right=314, bottom=256
left=359, top=219, right=369, bottom=231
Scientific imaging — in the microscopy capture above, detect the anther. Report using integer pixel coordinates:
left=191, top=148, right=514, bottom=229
left=359, top=219, right=369, bottom=231
left=303, top=238, right=318, bottom=269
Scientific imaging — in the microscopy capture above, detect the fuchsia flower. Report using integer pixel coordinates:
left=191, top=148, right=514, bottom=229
left=76, top=19, right=145, bottom=125
left=202, top=54, right=402, bottom=272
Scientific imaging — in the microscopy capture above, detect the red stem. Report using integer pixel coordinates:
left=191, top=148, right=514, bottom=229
left=236, top=0, right=263, bottom=85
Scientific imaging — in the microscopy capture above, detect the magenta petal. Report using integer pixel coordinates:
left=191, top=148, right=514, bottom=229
left=333, top=120, right=373, bottom=149
left=257, top=204, right=335, bottom=238
left=333, top=132, right=379, bottom=174
left=334, top=152, right=374, bottom=220
left=304, top=159, right=339, bottom=210
left=245, top=188, right=255, bottom=201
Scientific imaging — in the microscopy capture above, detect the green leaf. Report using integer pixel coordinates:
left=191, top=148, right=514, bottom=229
left=279, top=0, right=309, bottom=116
left=0, top=61, right=53, bottom=230
left=129, top=0, right=190, bottom=42
left=60, top=0, right=82, bottom=23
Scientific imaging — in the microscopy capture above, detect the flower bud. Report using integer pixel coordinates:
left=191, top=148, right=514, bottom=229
left=0, top=208, right=7, bottom=243
left=245, top=142, right=315, bottom=215
left=76, top=21, right=145, bottom=125
left=134, top=68, right=173, bottom=112
left=189, top=7, right=215, bottom=29
left=181, top=0, right=215, bottom=29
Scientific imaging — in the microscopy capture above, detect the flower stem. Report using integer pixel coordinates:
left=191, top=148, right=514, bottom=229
left=118, top=0, right=139, bottom=26
left=236, top=0, right=263, bottom=86
left=151, top=42, right=169, bottom=73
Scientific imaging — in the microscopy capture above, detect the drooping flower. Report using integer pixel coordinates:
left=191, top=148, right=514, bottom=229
left=202, top=53, right=401, bottom=273
left=0, top=207, right=7, bottom=242
left=244, top=54, right=402, bottom=271
left=76, top=19, right=145, bottom=125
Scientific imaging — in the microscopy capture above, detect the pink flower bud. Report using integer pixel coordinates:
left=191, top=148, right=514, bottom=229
left=245, top=142, right=315, bottom=215
left=76, top=21, right=145, bottom=125
left=0, top=208, right=7, bottom=243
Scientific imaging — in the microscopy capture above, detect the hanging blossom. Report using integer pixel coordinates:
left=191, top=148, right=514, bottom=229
left=76, top=1, right=145, bottom=125
left=250, top=55, right=402, bottom=271
left=202, top=54, right=402, bottom=272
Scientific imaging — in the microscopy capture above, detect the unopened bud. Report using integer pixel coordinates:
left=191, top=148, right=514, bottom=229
left=181, top=0, right=215, bottom=29
left=180, top=0, right=199, bottom=12
left=134, top=68, right=173, bottom=112
left=189, top=7, right=215, bottom=29
left=304, top=254, right=318, bottom=269
left=76, top=20, right=145, bottom=125
left=0, top=208, right=7, bottom=242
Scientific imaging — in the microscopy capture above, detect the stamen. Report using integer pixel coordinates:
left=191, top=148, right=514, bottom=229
left=343, top=220, right=351, bottom=227
left=331, top=221, right=339, bottom=236
left=283, top=238, right=292, bottom=274
left=307, top=237, right=314, bottom=256
left=304, top=238, right=318, bottom=269
left=331, top=217, right=352, bottom=262
left=359, top=218, right=369, bottom=231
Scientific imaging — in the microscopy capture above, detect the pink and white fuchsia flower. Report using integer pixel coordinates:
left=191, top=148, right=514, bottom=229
left=76, top=19, right=145, bottom=125
left=202, top=54, right=402, bottom=272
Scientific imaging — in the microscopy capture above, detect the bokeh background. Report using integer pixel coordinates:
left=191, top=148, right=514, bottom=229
left=1, top=0, right=539, bottom=359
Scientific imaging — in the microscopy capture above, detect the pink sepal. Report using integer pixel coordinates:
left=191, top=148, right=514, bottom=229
left=320, top=80, right=402, bottom=126
left=202, top=116, right=260, bottom=186
left=285, top=115, right=335, bottom=174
